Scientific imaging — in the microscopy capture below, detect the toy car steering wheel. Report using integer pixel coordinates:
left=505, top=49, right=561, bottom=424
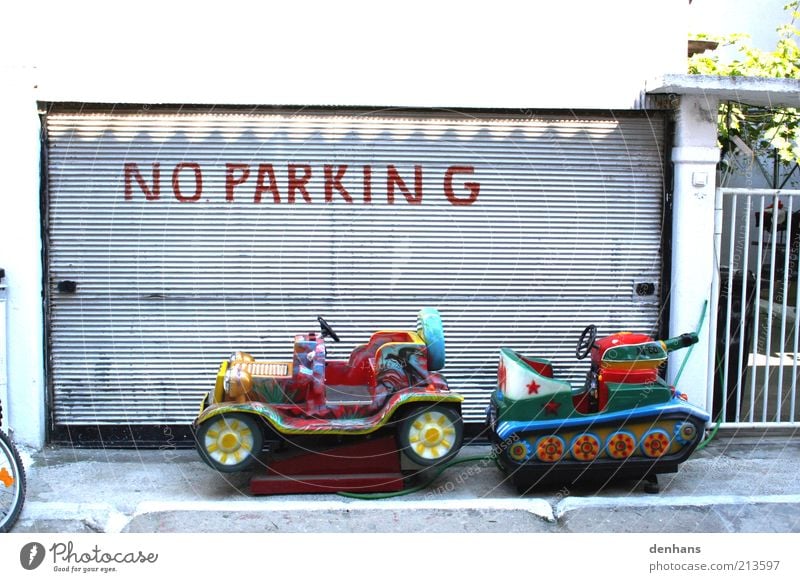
left=317, top=316, right=341, bottom=342
left=576, top=324, right=597, bottom=360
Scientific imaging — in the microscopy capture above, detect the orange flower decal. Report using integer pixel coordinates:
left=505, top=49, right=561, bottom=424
left=571, top=434, right=600, bottom=461
left=606, top=432, right=636, bottom=459
left=0, top=467, right=14, bottom=488
left=642, top=430, right=671, bottom=458
left=536, top=436, right=564, bottom=462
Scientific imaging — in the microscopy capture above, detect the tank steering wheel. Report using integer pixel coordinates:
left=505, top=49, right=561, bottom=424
left=317, top=316, right=341, bottom=342
left=576, top=324, right=597, bottom=360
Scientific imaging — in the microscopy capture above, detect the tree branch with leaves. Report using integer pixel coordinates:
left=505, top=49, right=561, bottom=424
left=689, top=1, right=800, bottom=187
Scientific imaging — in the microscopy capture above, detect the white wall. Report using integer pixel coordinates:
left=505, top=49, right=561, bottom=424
left=0, top=67, right=46, bottom=447
left=3, top=0, right=687, bottom=109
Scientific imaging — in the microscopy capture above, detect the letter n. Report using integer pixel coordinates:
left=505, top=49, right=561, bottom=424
left=124, top=163, right=161, bottom=200
left=386, top=165, right=422, bottom=204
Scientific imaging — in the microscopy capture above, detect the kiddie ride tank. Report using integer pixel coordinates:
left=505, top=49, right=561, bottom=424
left=486, top=325, right=710, bottom=493
left=192, top=308, right=464, bottom=493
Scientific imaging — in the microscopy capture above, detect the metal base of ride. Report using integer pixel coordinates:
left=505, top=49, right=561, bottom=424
left=250, top=436, right=406, bottom=495
left=505, top=458, right=672, bottom=494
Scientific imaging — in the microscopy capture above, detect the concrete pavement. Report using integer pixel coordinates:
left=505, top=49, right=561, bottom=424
left=8, top=432, right=800, bottom=533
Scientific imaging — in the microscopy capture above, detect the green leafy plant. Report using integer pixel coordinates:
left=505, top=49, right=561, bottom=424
left=689, top=1, right=800, bottom=187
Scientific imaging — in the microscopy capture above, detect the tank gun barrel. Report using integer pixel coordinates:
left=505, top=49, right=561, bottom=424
left=661, top=333, right=698, bottom=353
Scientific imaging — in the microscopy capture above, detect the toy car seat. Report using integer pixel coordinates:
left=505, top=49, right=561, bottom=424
left=292, top=333, right=326, bottom=407
left=345, top=307, right=446, bottom=378
left=591, top=332, right=667, bottom=410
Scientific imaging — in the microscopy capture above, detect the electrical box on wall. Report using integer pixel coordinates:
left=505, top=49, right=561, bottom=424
left=633, top=279, right=659, bottom=304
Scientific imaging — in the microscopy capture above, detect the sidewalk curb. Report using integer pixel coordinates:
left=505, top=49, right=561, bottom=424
left=20, top=502, right=129, bottom=534
left=16, top=493, right=800, bottom=533
left=554, top=493, right=800, bottom=519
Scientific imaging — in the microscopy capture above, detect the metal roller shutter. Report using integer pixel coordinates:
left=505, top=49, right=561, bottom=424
left=44, top=107, right=667, bottom=439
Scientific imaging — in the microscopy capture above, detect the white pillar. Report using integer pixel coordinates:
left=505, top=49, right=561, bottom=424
left=0, top=66, right=46, bottom=448
left=667, top=95, right=720, bottom=413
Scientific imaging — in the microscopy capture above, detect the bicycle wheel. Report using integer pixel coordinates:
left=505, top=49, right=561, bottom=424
left=0, top=429, right=26, bottom=533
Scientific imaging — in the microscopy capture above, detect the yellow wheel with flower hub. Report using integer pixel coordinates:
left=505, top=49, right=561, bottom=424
left=398, top=405, right=463, bottom=466
left=195, top=413, right=264, bottom=473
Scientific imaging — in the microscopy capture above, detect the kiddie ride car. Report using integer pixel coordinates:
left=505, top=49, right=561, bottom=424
left=192, top=308, right=464, bottom=494
left=487, top=325, right=711, bottom=493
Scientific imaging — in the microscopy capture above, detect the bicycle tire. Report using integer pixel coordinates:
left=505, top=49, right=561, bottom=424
left=0, top=429, right=26, bottom=533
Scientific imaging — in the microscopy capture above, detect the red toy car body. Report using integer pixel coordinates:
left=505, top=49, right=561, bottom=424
left=193, top=308, right=464, bottom=474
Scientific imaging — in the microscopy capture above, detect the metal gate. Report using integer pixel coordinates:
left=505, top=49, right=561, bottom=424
left=44, top=106, right=668, bottom=442
left=713, top=187, right=800, bottom=427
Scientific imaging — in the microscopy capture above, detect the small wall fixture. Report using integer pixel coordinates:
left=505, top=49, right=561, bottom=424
left=57, top=280, right=78, bottom=294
